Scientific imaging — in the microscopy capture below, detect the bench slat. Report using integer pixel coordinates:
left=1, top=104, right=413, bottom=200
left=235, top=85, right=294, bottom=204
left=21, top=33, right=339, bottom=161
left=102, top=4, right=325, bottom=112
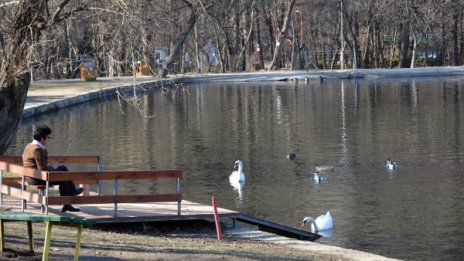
left=48, top=156, right=100, bottom=164
left=0, top=184, right=46, bottom=204
left=46, top=193, right=182, bottom=205
left=47, top=170, right=182, bottom=181
left=0, top=177, right=22, bottom=187
left=0, top=156, right=22, bottom=165
left=0, top=162, right=47, bottom=180
left=0, top=156, right=100, bottom=165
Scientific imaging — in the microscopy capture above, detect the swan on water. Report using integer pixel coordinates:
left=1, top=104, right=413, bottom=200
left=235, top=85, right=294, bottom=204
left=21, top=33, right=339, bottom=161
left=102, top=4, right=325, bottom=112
left=315, top=164, right=335, bottom=173
left=229, top=160, right=245, bottom=183
left=386, top=159, right=397, bottom=170
left=312, top=172, right=323, bottom=183
left=301, top=211, right=333, bottom=232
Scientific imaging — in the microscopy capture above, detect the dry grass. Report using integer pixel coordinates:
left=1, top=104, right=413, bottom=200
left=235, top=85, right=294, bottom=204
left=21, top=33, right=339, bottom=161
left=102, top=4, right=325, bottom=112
left=0, top=220, right=328, bottom=261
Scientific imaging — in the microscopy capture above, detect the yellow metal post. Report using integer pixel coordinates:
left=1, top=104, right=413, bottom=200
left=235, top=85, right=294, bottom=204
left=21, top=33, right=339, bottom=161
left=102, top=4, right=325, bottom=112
left=42, top=221, right=53, bottom=261
left=74, top=224, right=83, bottom=261
left=27, top=221, right=34, bottom=251
left=0, top=220, right=4, bottom=252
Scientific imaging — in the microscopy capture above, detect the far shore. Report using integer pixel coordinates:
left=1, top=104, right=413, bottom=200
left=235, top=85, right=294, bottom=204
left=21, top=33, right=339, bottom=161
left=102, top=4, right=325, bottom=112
left=24, top=66, right=464, bottom=119
left=180, top=66, right=464, bottom=83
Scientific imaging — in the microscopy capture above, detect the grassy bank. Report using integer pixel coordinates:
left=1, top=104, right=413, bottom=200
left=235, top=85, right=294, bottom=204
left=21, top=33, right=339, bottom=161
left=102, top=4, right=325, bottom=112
left=1, top=220, right=327, bottom=261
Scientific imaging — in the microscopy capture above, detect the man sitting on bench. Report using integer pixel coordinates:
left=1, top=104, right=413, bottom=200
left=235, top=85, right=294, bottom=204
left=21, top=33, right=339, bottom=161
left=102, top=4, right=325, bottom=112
left=22, top=124, right=83, bottom=212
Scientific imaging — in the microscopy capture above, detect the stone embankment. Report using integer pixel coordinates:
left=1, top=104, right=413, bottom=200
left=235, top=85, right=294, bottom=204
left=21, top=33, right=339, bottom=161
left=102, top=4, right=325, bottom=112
left=25, top=67, right=464, bottom=118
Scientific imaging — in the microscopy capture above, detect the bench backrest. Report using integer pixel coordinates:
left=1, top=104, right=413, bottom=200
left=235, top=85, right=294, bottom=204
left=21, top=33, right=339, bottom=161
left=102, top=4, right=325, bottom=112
left=0, top=156, right=100, bottom=165
left=0, top=156, right=101, bottom=181
left=0, top=156, right=183, bottom=216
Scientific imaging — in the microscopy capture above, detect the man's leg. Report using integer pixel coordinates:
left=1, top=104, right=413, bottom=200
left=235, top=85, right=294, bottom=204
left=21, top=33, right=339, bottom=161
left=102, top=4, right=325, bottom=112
left=54, top=165, right=82, bottom=196
left=54, top=165, right=82, bottom=212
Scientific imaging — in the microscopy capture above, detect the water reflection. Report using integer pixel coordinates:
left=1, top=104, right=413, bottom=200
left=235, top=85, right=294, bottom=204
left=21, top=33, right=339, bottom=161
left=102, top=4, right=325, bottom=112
left=317, top=229, right=333, bottom=238
left=229, top=180, right=244, bottom=204
left=7, top=76, right=464, bottom=261
left=310, top=172, right=329, bottom=185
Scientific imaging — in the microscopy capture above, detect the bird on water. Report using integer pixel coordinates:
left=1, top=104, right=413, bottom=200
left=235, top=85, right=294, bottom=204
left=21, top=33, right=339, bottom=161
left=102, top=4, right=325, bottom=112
left=230, top=160, right=245, bottom=183
left=301, top=211, right=333, bottom=233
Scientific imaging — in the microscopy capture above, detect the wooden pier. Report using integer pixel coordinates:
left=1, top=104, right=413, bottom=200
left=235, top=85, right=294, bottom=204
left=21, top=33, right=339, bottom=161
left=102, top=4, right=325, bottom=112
left=0, top=199, right=240, bottom=224
left=0, top=155, right=320, bottom=244
left=0, top=155, right=240, bottom=225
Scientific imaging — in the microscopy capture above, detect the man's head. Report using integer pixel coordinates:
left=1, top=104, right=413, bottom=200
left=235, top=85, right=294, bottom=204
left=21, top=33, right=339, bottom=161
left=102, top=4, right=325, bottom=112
left=33, top=124, right=51, bottom=143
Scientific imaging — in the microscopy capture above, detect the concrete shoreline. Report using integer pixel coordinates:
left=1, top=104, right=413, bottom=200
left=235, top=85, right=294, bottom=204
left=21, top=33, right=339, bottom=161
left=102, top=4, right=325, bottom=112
left=21, top=66, right=464, bottom=260
left=23, top=77, right=179, bottom=119
left=24, top=67, right=464, bottom=119
left=226, top=228, right=401, bottom=261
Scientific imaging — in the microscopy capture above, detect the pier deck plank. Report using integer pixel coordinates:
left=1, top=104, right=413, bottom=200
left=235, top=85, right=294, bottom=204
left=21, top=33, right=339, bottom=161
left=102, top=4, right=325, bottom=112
left=0, top=200, right=239, bottom=224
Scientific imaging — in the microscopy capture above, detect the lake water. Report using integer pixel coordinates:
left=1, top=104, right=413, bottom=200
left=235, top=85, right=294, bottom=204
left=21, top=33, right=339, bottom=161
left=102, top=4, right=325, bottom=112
left=7, top=77, right=464, bottom=260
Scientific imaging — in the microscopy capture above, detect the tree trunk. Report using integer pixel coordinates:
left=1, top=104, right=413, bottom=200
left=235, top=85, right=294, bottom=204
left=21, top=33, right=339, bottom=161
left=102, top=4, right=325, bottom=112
left=452, top=11, right=460, bottom=65
left=0, top=1, right=48, bottom=154
left=266, top=17, right=274, bottom=64
left=410, top=32, right=417, bottom=68
left=267, top=0, right=296, bottom=70
left=398, top=22, right=410, bottom=68
left=0, top=69, right=30, bottom=154
left=235, top=9, right=254, bottom=71
left=290, top=15, right=296, bottom=70
left=142, top=25, right=156, bottom=75
left=362, top=25, right=371, bottom=68
left=256, top=15, right=264, bottom=69
left=374, top=21, right=382, bottom=68
left=194, top=23, right=202, bottom=74
left=161, top=6, right=197, bottom=78
left=214, top=26, right=226, bottom=73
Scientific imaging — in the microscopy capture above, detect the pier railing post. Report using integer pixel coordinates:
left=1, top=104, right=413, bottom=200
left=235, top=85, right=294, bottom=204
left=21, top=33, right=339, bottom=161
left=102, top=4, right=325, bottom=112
left=97, top=157, right=102, bottom=195
left=0, top=170, right=2, bottom=205
left=45, top=181, right=50, bottom=215
left=177, top=177, right=182, bottom=215
left=212, top=196, right=222, bottom=240
left=114, top=178, right=118, bottom=217
left=21, top=176, right=25, bottom=212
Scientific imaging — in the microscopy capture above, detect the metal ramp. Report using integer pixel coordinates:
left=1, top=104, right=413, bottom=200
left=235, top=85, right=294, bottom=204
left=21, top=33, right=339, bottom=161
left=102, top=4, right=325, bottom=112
left=237, top=215, right=321, bottom=241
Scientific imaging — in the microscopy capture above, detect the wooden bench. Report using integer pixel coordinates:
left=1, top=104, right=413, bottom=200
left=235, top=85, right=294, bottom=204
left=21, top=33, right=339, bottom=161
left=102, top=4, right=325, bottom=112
left=0, top=156, right=101, bottom=213
left=0, top=211, right=95, bottom=261
left=0, top=156, right=183, bottom=217
left=45, top=169, right=183, bottom=216
left=0, top=156, right=101, bottom=190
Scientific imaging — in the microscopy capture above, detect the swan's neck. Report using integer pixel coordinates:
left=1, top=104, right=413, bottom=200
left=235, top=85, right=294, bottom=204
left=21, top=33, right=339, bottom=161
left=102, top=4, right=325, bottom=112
left=237, top=165, right=242, bottom=174
left=310, top=221, right=319, bottom=232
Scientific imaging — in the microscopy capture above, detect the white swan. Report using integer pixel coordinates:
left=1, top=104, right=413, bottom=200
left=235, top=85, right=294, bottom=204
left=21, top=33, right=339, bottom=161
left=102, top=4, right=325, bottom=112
left=315, top=164, right=335, bottom=173
left=229, top=160, right=245, bottom=183
left=386, top=159, right=397, bottom=170
left=312, top=172, right=322, bottom=183
left=301, top=211, right=333, bottom=232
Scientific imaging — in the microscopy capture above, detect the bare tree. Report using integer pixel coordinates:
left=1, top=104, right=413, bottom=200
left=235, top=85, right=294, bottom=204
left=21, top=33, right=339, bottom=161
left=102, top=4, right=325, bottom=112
left=161, top=0, right=213, bottom=77
left=2, top=0, right=464, bottom=154
left=266, top=0, right=296, bottom=70
left=0, top=1, right=92, bottom=154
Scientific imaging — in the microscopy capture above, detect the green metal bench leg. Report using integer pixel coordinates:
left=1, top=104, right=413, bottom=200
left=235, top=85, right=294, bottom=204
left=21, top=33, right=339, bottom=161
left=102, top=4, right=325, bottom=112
left=0, top=220, right=4, bottom=252
left=74, top=224, right=83, bottom=261
left=27, top=221, right=34, bottom=252
left=42, top=221, right=53, bottom=261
